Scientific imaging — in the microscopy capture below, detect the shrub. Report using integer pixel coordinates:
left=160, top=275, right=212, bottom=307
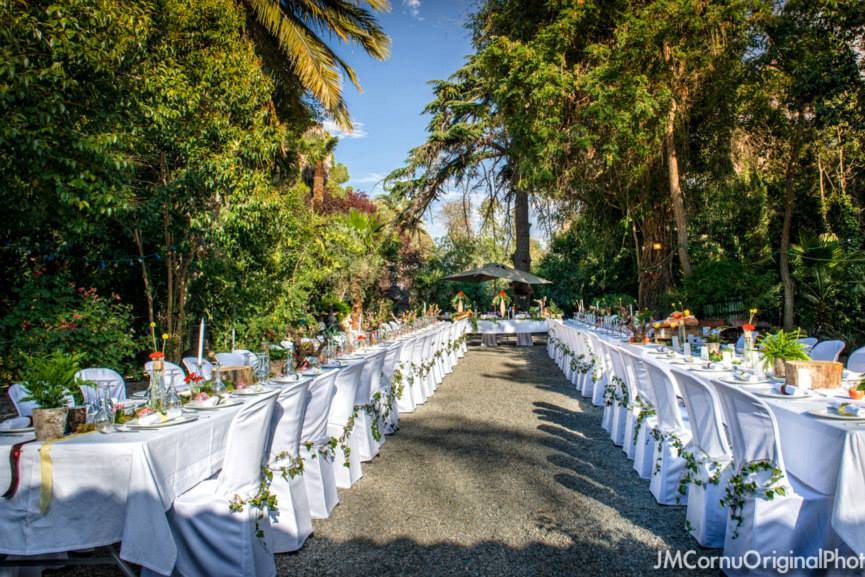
left=0, top=271, right=138, bottom=382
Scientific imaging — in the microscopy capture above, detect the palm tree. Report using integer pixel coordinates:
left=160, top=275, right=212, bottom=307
left=244, top=0, right=391, bottom=129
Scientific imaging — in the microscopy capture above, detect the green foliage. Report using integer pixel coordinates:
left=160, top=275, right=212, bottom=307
left=0, top=271, right=137, bottom=382
left=679, top=259, right=777, bottom=316
left=758, top=329, right=811, bottom=366
left=20, top=351, right=85, bottom=409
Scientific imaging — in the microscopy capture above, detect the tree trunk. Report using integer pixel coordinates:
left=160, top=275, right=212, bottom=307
left=312, top=160, right=326, bottom=209
left=780, top=117, right=804, bottom=330
left=511, top=188, right=533, bottom=310
left=664, top=102, right=692, bottom=276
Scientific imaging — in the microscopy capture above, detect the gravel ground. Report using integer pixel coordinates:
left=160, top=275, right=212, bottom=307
left=45, top=342, right=718, bottom=576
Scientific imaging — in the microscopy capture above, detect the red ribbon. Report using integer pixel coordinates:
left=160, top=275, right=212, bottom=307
left=3, top=439, right=37, bottom=500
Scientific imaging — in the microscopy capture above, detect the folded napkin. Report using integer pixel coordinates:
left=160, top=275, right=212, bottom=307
left=778, top=384, right=799, bottom=396
left=165, top=407, right=182, bottom=420
left=195, top=396, right=219, bottom=407
left=0, top=417, right=30, bottom=430
left=732, top=369, right=758, bottom=383
left=137, top=411, right=161, bottom=425
left=829, top=400, right=865, bottom=416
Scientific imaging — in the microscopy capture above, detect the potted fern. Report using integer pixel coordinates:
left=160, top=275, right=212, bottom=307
left=758, top=329, right=810, bottom=378
left=20, top=352, right=82, bottom=441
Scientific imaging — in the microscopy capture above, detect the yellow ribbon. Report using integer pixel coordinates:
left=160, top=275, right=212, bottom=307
left=38, top=430, right=95, bottom=514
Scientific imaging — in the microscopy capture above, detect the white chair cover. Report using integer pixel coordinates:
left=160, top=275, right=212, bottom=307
left=160, top=390, right=279, bottom=577
left=355, top=348, right=388, bottom=461
left=7, top=384, right=38, bottom=418
left=625, top=353, right=658, bottom=478
left=144, top=361, right=187, bottom=391
left=587, top=333, right=608, bottom=407
left=670, top=368, right=733, bottom=548
left=713, top=383, right=837, bottom=570
left=396, top=335, right=420, bottom=413
left=380, top=341, right=404, bottom=433
left=328, top=361, right=365, bottom=488
left=616, top=348, right=642, bottom=460
left=75, top=368, right=126, bottom=404
left=216, top=352, right=247, bottom=367
left=182, top=357, right=213, bottom=381
left=232, top=349, right=256, bottom=366
left=798, top=337, right=818, bottom=353
left=643, top=360, right=692, bottom=505
left=299, top=371, right=339, bottom=519
left=847, top=345, right=865, bottom=372
left=267, top=382, right=312, bottom=553
left=810, top=340, right=845, bottom=362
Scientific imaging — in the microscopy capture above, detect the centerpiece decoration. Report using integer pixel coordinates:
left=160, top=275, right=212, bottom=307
left=742, top=308, right=758, bottom=355
left=706, top=328, right=723, bottom=355
left=20, top=352, right=84, bottom=440
left=451, top=290, right=469, bottom=314
left=491, top=290, right=511, bottom=318
left=758, top=329, right=810, bottom=378
left=629, top=309, right=654, bottom=343
left=145, top=323, right=170, bottom=412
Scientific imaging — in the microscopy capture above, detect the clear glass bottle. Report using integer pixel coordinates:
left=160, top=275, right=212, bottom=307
left=163, top=383, right=182, bottom=420
left=94, top=383, right=114, bottom=433
left=147, top=362, right=165, bottom=413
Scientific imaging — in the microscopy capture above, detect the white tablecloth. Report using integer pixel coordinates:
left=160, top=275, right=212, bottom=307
left=0, top=404, right=243, bottom=575
left=572, top=323, right=865, bottom=556
left=475, top=320, right=549, bottom=334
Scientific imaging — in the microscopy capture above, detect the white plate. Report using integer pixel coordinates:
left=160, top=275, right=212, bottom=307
left=127, top=415, right=198, bottom=429
left=689, top=366, right=729, bottom=374
left=807, top=408, right=865, bottom=421
left=321, top=363, right=343, bottom=369
left=273, top=375, right=301, bottom=384
left=185, top=398, right=243, bottom=410
left=132, top=391, right=148, bottom=398
left=754, top=388, right=813, bottom=400
left=0, top=427, right=34, bottom=434
left=720, top=377, right=772, bottom=386
left=231, top=386, right=274, bottom=396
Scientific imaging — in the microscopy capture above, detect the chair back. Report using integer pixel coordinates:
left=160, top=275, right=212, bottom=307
left=144, top=361, right=187, bottom=391
left=182, top=357, right=213, bottom=381
left=299, top=371, right=338, bottom=447
left=216, top=352, right=246, bottom=367
left=624, top=352, right=656, bottom=407
left=232, top=349, right=256, bottom=365
left=713, top=383, right=788, bottom=478
left=216, top=390, right=279, bottom=495
left=363, top=348, right=389, bottom=401
left=328, top=361, right=365, bottom=428
left=847, top=345, right=865, bottom=373
left=616, top=348, right=642, bottom=404
left=75, top=368, right=126, bottom=404
left=269, top=381, right=311, bottom=461
left=670, top=368, right=732, bottom=461
left=810, top=340, right=845, bottom=362
left=798, top=337, right=818, bottom=353
left=8, top=384, right=38, bottom=417
left=606, top=344, right=629, bottom=402
left=643, top=360, right=687, bottom=434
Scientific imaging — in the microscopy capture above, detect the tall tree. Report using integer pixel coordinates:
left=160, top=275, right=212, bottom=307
left=243, top=0, right=391, bottom=128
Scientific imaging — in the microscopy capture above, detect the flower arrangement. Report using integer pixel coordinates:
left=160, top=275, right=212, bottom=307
left=491, top=290, right=510, bottom=317
left=450, top=290, right=470, bottom=313
left=742, top=308, right=758, bottom=332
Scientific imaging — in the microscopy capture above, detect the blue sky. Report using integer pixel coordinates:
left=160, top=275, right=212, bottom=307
left=326, top=0, right=476, bottom=237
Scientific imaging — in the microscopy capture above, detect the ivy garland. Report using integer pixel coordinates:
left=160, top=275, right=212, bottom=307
left=677, top=449, right=726, bottom=501
left=721, top=461, right=787, bottom=539
left=632, top=396, right=656, bottom=444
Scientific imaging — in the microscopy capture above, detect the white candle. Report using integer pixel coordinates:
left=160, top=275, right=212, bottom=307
left=629, top=304, right=633, bottom=317
left=197, top=318, right=205, bottom=366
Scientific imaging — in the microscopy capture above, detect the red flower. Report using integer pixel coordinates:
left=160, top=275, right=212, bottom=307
left=671, top=311, right=684, bottom=319
left=184, top=372, right=204, bottom=384
left=357, top=335, right=366, bottom=341
left=742, top=324, right=755, bottom=332
left=72, top=313, right=82, bottom=320
left=457, top=291, right=465, bottom=297
left=149, top=351, right=165, bottom=360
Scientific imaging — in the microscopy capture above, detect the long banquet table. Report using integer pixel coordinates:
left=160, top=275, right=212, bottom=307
left=558, top=319, right=865, bottom=556
left=0, top=320, right=468, bottom=575
left=475, top=319, right=549, bottom=334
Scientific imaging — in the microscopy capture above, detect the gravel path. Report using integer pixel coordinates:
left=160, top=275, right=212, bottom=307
left=46, top=342, right=717, bottom=576
left=277, top=343, right=716, bottom=577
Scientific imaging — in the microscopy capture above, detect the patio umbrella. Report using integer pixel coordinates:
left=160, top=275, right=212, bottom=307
left=442, top=262, right=551, bottom=285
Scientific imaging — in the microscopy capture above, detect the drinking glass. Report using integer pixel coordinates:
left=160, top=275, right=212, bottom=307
left=93, top=383, right=114, bottom=433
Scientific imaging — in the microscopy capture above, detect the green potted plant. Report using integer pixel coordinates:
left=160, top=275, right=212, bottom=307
left=20, top=352, right=83, bottom=441
left=757, top=329, right=810, bottom=378
left=706, top=329, right=723, bottom=355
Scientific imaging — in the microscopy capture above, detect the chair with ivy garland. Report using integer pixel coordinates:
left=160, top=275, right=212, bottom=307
left=614, top=348, right=641, bottom=457
left=409, top=332, right=430, bottom=404
left=146, top=390, right=279, bottom=577
left=587, top=333, right=610, bottom=408
left=623, top=353, right=659, bottom=479
left=606, top=344, right=631, bottom=446
left=419, top=330, right=437, bottom=398
left=380, top=341, right=404, bottom=434
left=670, top=368, right=734, bottom=548
left=712, top=383, right=838, bottom=573
left=266, top=381, right=312, bottom=553
left=643, top=360, right=693, bottom=505
left=327, top=360, right=366, bottom=489
left=395, top=334, right=421, bottom=413
left=298, top=370, right=339, bottom=518
left=599, top=341, right=620, bottom=434
left=355, top=347, right=388, bottom=461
